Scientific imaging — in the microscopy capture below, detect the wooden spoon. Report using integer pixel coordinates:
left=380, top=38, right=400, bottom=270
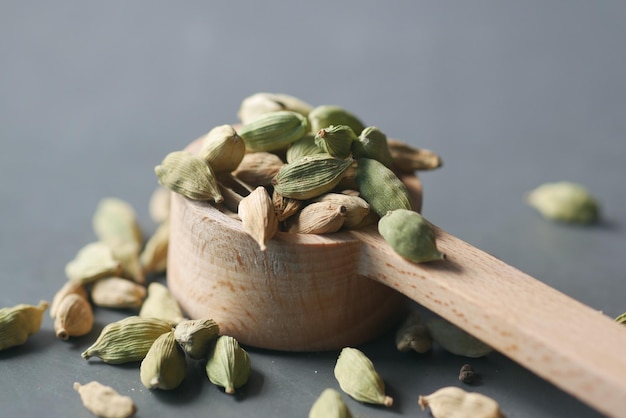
left=167, top=140, right=626, bottom=418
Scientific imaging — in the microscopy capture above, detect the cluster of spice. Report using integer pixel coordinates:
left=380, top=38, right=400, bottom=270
left=155, top=92, right=445, bottom=262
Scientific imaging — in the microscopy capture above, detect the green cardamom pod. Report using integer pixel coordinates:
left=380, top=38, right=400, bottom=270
left=65, top=241, right=121, bottom=284
left=92, top=197, right=143, bottom=250
left=238, top=110, right=309, bottom=152
left=309, top=388, right=353, bottom=418
left=198, top=124, right=246, bottom=173
left=308, top=105, right=365, bottom=138
left=272, top=155, right=354, bottom=200
left=0, top=300, right=49, bottom=351
left=155, top=150, right=223, bottom=203
left=426, top=318, right=493, bottom=358
left=139, top=282, right=185, bottom=326
left=238, top=92, right=313, bottom=124
left=351, top=126, right=394, bottom=168
left=355, top=158, right=412, bottom=217
left=314, top=125, right=356, bottom=159
left=285, top=134, right=323, bottom=163
left=615, top=312, right=626, bottom=325
left=205, top=335, right=251, bottom=394
left=525, top=181, right=600, bottom=224
left=395, top=310, right=433, bottom=353
left=333, top=347, right=393, bottom=407
left=174, top=318, right=220, bottom=360
left=378, top=209, right=445, bottom=263
left=140, top=330, right=187, bottom=390
left=418, top=386, right=505, bottom=418
left=81, top=316, right=172, bottom=364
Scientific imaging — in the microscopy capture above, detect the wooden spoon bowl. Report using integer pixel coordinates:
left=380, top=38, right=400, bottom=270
left=166, top=139, right=626, bottom=417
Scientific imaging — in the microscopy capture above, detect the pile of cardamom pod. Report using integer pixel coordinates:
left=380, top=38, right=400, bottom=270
left=155, top=92, right=445, bottom=262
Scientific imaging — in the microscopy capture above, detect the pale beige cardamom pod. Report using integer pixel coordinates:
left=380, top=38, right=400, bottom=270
left=54, top=293, right=94, bottom=340
left=155, top=150, right=224, bottom=203
left=65, top=242, right=121, bottom=284
left=418, top=386, right=505, bottom=418
left=50, top=281, right=88, bottom=319
left=174, top=318, right=220, bottom=360
left=149, top=186, right=171, bottom=224
left=205, top=335, right=251, bottom=394
left=426, top=318, right=493, bottom=358
left=111, top=242, right=145, bottom=284
left=90, top=277, right=146, bottom=310
left=387, top=138, right=443, bottom=172
left=232, top=151, right=285, bottom=187
left=238, top=186, right=278, bottom=251
left=272, top=190, right=304, bottom=222
left=395, top=310, right=433, bottom=353
left=81, top=316, right=173, bottom=364
left=311, top=192, right=370, bottom=228
left=309, top=388, right=353, bottom=418
left=198, top=124, right=246, bottom=173
left=139, top=282, right=185, bottom=326
left=140, top=330, right=187, bottom=390
left=286, top=202, right=346, bottom=234
left=92, top=197, right=143, bottom=250
left=139, top=221, right=170, bottom=276
left=74, top=381, right=136, bottom=418
left=0, top=300, right=49, bottom=351
left=238, top=92, right=313, bottom=124
left=333, top=347, right=393, bottom=407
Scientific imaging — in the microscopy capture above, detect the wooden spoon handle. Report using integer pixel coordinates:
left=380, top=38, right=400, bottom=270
left=350, top=226, right=626, bottom=418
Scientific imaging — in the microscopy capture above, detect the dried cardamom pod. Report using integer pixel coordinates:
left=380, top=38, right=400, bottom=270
left=426, top=318, right=493, bottom=358
left=311, top=192, right=370, bottom=228
left=205, top=335, right=251, bottom=394
left=378, top=209, right=445, bottom=263
left=198, top=124, right=246, bottom=173
left=525, top=181, right=600, bottom=224
left=309, top=388, right=353, bottom=418
left=74, top=381, right=136, bottom=418
left=351, top=126, right=394, bottom=168
left=355, top=158, right=412, bottom=217
left=334, top=347, right=393, bottom=407
left=65, top=242, right=121, bottom=284
left=232, top=151, right=285, bottom=187
left=50, top=281, right=88, bottom=319
left=418, top=386, right=505, bottom=418
left=139, top=221, right=169, bottom=276
left=155, top=150, right=223, bottom=203
left=54, top=293, right=94, bottom=340
left=615, top=312, right=626, bottom=325
left=395, top=310, right=433, bottom=353
left=308, top=105, right=366, bottom=139
left=139, top=282, right=184, bottom=325
left=238, top=110, right=309, bottom=152
left=81, top=316, right=172, bottom=364
left=272, top=190, right=304, bottom=222
left=140, top=330, right=187, bottom=390
left=92, top=197, right=143, bottom=249
left=314, top=125, right=356, bottom=159
left=272, top=155, right=353, bottom=200
left=111, top=242, right=145, bottom=284
left=174, top=318, right=220, bottom=360
left=149, top=186, right=171, bottom=224
left=286, top=202, right=347, bottom=234
left=90, top=277, right=146, bottom=310
left=238, top=92, right=313, bottom=124
left=238, top=186, right=278, bottom=251
left=387, top=138, right=443, bottom=172
left=286, top=134, right=323, bottom=163
left=0, top=300, right=49, bottom=351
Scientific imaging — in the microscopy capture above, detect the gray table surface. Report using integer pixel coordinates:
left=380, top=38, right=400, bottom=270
left=2, top=2, right=625, bottom=417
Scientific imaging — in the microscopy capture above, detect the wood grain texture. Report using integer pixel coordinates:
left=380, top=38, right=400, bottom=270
left=351, top=226, right=626, bottom=418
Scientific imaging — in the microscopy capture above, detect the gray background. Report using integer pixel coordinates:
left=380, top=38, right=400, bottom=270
left=1, top=1, right=625, bottom=417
